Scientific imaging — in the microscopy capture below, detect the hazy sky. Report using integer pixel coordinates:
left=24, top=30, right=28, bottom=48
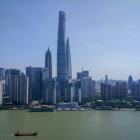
left=1, top=0, right=140, bottom=80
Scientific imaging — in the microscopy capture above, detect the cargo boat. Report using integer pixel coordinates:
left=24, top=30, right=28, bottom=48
left=14, top=131, right=37, bottom=136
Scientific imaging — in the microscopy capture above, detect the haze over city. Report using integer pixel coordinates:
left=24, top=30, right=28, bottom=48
left=1, top=0, right=140, bottom=80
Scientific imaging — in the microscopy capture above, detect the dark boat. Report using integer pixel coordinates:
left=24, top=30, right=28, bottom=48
left=14, top=131, right=37, bottom=136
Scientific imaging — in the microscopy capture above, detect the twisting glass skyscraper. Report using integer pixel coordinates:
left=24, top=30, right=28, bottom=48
left=45, top=47, right=52, bottom=79
left=57, top=11, right=67, bottom=81
left=57, top=11, right=72, bottom=101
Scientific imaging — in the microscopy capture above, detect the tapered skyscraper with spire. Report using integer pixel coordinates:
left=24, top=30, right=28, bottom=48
left=45, top=47, right=52, bottom=79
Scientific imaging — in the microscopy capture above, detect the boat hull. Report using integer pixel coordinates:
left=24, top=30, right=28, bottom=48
left=15, top=132, right=37, bottom=136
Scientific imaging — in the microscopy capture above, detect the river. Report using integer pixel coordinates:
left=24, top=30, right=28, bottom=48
left=0, top=110, right=140, bottom=140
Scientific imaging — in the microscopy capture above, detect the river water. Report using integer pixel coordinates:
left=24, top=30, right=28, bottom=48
left=0, top=110, right=140, bottom=140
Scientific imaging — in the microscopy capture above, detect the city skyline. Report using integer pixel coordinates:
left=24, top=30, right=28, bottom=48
left=1, top=0, right=140, bottom=80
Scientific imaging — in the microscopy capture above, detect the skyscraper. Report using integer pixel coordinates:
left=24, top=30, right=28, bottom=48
left=77, top=70, right=89, bottom=80
left=26, top=66, right=44, bottom=101
left=46, top=78, right=56, bottom=105
left=128, top=75, right=133, bottom=91
left=66, top=38, right=72, bottom=79
left=19, top=73, right=29, bottom=105
left=45, top=47, right=52, bottom=79
left=56, top=11, right=72, bottom=101
left=57, top=11, right=67, bottom=81
left=9, top=75, right=19, bottom=104
left=57, top=11, right=67, bottom=100
left=81, top=77, right=95, bottom=98
left=0, top=68, right=5, bottom=80
left=26, top=66, right=51, bottom=102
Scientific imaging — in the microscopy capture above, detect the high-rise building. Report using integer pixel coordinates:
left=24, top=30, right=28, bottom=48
left=131, top=83, right=140, bottom=100
left=57, top=11, right=73, bottom=101
left=101, top=81, right=127, bottom=101
left=26, top=66, right=35, bottom=100
left=77, top=70, right=89, bottom=80
left=46, top=78, right=56, bottom=105
left=128, top=75, right=133, bottom=91
left=116, top=81, right=127, bottom=99
left=26, top=67, right=42, bottom=101
left=10, top=69, right=21, bottom=76
left=5, top=69, right=20, bottom=97
left=26, top=66, right=49, bottom=101
left=0, top=68, right=5, bottom=80
left=9, top=76, right=19, bottom=104
left=57, top=11, right=67, bottom=81
left=81, top=77, right=95, bottom=98
left=105, top=75, right=108, bottom=84
left=67, top=79, right=82, bottom=103
left=41, top=68, right=49, bottom=102
left=19, top=74, right=29, bottom=105
left=101, top=83, right=112, bottom=101
left=66, top=38, right=72, bottom=79
left=45, top=47, right=52, bottom=79
left=0, top=80, right=3, bottom=105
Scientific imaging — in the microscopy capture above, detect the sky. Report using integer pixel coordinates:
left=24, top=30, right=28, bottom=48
left=0, top=0, right=140, bottom=80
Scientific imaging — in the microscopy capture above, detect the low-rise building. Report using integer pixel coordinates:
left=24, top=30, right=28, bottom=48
left=57, top=102, right=78, bottom=109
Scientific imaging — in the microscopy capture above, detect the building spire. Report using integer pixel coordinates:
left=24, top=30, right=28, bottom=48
left=45, top=47, right=52, bottom=79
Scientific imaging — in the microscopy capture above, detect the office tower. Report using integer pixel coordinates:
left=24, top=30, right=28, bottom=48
left=0, top=68, right=5, bottom=80
left=101, top=83, right=112, bottom=101
left=26, top=66, right=35, bottom=100
left=0, top=80, right=3, bottom=105
left=116, top=81, right=127, bottom=99
left=138, top=79, right=140, bottom=85
left=67, top=80, right=76, bottom=102
left=77, top=80, right=82, bottom=103
left=45, top=47, right=52, bottom=79
left=77, top=70, right=89, bottom=80
left=41, top=68, right=49, bottom=102
left=19, top=73, right=29, bottom=105
left=131, top=83, right=140, bottom=100
left=128, top=75, right=133, bottom=90
left=5, top=69, right=11, bottom=97
left=105, top=75, right=108, bottom=84
left=66, top=38, right=72, bottom=79
left=57, top=11, right=67, bottom=81
left=26, top=66, right=49, bottom=101
left=9, top=76, right=19, bottom=104
left=5, top=69, right=20, bottom=97
left=68, top=79, right=82, bottom=103
left=46, top=78, right=56, bottom=105
left=26, top=67, right=43, bottom=101
left=81, top=77, right=95, bottom=98
left=10, top=69, right=21, bottom=76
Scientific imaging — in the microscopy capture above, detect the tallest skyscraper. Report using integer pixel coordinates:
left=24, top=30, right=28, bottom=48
left=57, top=11, right=67, bottom=82
left=57, top=11, right=72, bottom=101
